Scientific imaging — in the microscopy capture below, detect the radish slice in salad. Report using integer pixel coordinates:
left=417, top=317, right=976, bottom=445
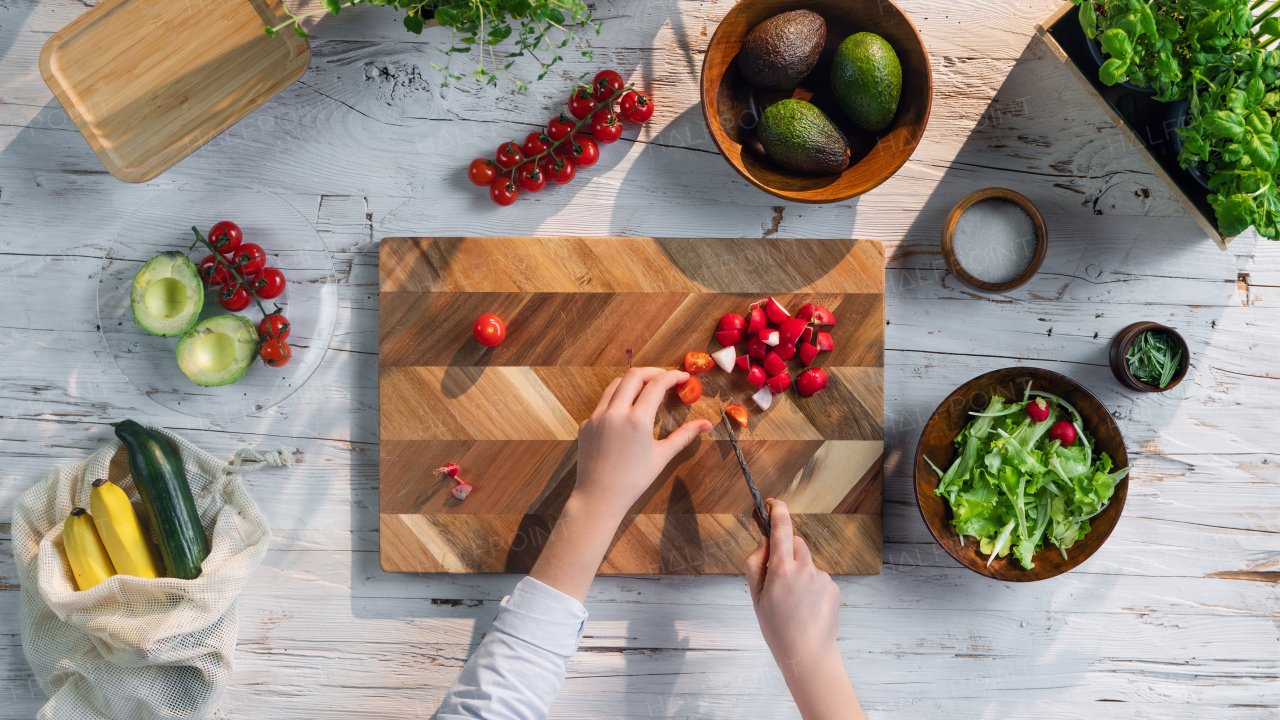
left=751, top=383, right=773, bottom=410
left=711, top=345, right=736, bottom=372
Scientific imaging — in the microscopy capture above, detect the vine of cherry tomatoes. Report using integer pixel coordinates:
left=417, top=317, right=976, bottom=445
left=467, top=70, right=655, bottom=206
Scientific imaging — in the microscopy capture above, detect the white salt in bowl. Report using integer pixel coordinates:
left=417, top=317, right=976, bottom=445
left=941, top=188, right=1047, bottom=292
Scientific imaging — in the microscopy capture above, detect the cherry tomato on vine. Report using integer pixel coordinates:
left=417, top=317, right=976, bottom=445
left=565, top=136, right=599, bottom=167
left=540, top=155, right=576, bottom=184
left=473, top=313, right=506, bottom=347
left=517, top=163, right=546, bottom=193
left=546, top=114, right=578, bottom=142
left=218, top=284, right=252, bottom=312
left=208, top=221, right=242, bottom=256
left=522, top=131, right=551, bottom=158
left=261, top=339, right=292, bottom=367
left=468, top=158, right=498, bottom=186
left=568, top=86, right=596, bottom=120
left=590, top=69, right=625, bottom=103
left=258, top=313, right=291, bottom=341
left=591, top=110, right=623, bottom=143
left=232, top=243, right=266, bottom=276
left=619, top=91, right=654, bottom=123
left=495, top=141, right=524, bottom=170
left=198, top=255, right=231, bottom=286
left=253, top=266, right=287, bottom=299
left=490, top=177, right=519, bottom=206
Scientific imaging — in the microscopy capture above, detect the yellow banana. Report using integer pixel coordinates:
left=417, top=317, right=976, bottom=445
left=63, top=508, right=116, bottom=591
left=90, top=478, right=164, bottom=578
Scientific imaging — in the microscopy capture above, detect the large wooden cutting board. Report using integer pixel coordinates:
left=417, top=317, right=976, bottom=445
left=379, top=237, right=884, bottom=575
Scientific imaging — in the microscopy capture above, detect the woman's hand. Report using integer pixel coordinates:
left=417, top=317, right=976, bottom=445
left=745, top=499, right=865, bottom=720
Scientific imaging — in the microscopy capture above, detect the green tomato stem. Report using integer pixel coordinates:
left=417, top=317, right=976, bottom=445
left=190, top=227, right=287, bottom=358
left=500, top=83, right=634, bottom=181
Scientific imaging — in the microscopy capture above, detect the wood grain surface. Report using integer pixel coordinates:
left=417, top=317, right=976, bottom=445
left=379, top=237, right=884, bottom=574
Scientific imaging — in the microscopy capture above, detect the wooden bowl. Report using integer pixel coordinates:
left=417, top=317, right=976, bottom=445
left=941, top=188, right=1048, bottom=293
left=1109, top=321, right=1190, bottom=393
left=700, top=0, right=932, bottom=203
left=913, top=367, right=1130, bottom=582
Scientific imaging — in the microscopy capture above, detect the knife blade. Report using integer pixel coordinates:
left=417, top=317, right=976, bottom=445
left=720, top=405, right=771, bottom=537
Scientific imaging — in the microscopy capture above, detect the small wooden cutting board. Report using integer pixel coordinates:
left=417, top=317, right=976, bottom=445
left=378, top=237, right=884, bottom=575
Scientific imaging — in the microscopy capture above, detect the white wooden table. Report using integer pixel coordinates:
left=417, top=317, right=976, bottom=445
left=2, top=0, right=1278, bottom=716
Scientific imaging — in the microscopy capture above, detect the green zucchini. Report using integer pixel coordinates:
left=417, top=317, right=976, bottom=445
left=113, top=420, right=209, bottom=580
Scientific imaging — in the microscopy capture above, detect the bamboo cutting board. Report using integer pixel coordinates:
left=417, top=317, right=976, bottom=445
left=39, top=0, right=309, bottom=182
left=379, top=237, right=884, bottom=575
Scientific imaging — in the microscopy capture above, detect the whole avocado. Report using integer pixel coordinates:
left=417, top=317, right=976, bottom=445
left=831, top=32, right=902, bottom=132
left=737, top=10, right=826, bottom=90
left=757, top=99, right=850, bottom=175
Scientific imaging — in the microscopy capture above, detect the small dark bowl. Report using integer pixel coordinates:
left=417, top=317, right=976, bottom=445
left=913, top=367, right=1129, bottom=582
left=941, top=187, right=1048, bottom=293
left=1109, top=321, right=1190, bottom=393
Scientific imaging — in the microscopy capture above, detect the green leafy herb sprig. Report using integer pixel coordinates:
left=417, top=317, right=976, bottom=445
left=267, top=0, right=600, bottom=91
left=1125, top=329, right=1184, bottom=388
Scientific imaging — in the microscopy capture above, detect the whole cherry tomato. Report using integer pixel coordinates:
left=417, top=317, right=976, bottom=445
left=568, top=86, right=596, bottom=120
left=232, top=243, right=266, bottom=276
left=258, top=312, right=291, bottom=341
left=592, top=110, right=623, bottom=143
left=540, top=155, right=576, bottom=184
left=675, top=375, right=702, bottom=404
left=546, top=114, right=578, bottom=142
left=590, top=69, right=625, bottom=103
left=198, top=255, right=231, bottom=286
left=522, top=131, right=551, bottom=158
left=473, top=313, right=506, bottom=347
left=490, top=177, right=519, bottom=206
left=253, top=266, right=286, bottom=299
left=619, top=91, right=654, bottom=123
left=566, top=136, right=599, bottom=167
left=517, top=163, right=546, bottom=193
left=495, top=141, right=524, bottom=170
left=467, top=158, right=498, bottom=186
left=218, top=284, right=252, bottom=312
left=208, top=221, right=242, bottom=256
left=261, top=339, right=292, bottom=367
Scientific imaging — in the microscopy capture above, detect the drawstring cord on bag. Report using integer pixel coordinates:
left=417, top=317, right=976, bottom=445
left=227, top=447, right=298, bottom=472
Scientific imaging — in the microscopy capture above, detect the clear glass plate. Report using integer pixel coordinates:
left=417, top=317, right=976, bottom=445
left=98, top=183, right=338, bottom=419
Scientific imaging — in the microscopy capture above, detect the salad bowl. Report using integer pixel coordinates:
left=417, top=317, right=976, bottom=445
left=913, top=367, right=1129, bottom=582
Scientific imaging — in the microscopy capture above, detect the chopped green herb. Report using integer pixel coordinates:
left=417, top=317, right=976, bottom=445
left=1125, top=330, right=1183, bottom=389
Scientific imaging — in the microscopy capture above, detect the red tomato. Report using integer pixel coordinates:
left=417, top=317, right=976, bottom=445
left=619, top=91, right=654, bottom=123
left=253, top=266, right=286, bottom=299
left=260, top=339, right=292, bottom=367
left=725, top=403, right=749, bottom=428
left=473, top=313, right=506, bottom=346
left=490, top=177, right=520, bottom=206
left=218, top=284, right=252, bottom=312
left=685, top=351, right=714, bottom=373
left=592, top=110, right=623, bottom=143
left=232, top=243, right=266, bottom=276
left=522, top=131, right=551, bottom=158
left=566, top=136, right=599, bottom=167
left=591, top=69, right=625, bottom=103
left=198, top=255, right=231, bottom=286
left=517, top=164, right=546, bottom=193
left=568, top=86, right=596, bottom=120
left=495, top=141, right=524, bottom=170
left=258, top=313, right=291, bottom=341
left=467, top=158, right=498, bottom=186
left=540, top=155, right=576, bottom=184
left=209, top=221, right=242, bottom=256
left=676, top=375, right=702, bottom=404
left=546, top=114, right=578, bottom=142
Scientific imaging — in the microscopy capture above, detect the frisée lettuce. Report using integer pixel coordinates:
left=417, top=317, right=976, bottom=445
left=925, top=385, right=1129, bottom=570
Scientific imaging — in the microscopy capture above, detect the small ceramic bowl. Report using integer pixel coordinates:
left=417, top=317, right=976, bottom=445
left=1109, top=322, right=1190, bottom=392
left=941, top=187, right=1048, bottom=293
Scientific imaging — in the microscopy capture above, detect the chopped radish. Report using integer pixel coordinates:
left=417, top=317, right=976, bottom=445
left=800, top=326, right=813, bottom=344
left=795, top=368, right=828, bottom=397
left=774, top=342, right=796, bottom=360
left=1049, top=420, right=1076, bottom=445
left=763, top=297, right=790, bottom=325
left=746, top=365, right=767, bottom=388
left=778, top=317, right=808, bottom=346
left=735, top=355, right=751, bottom=372
left=798, top=342, right=819, bottom=366
left=815, top=330, right=834, bottom=352
left=437, top=463, right=473, bottom=500
left=763, top=351, right=788, bottom=376
left=715, top=329, right=744, bottom=347
left=725, top=403, right=749, bottom=427
left=796, top=302, right=836, bottom=325
left=718, top=313, right=747, bottom=332
left=751, top=384, right=773, bottom=410
left=767, top=372, right=791, bottom=393
left=747, top=336, right=768, bottom=360
left=711, top=345, right=736, bottom=372
left=1027, top=397, right=1051, bottom=423
left=747, top=306, right=766, bottom=334
left=760, top=329, right=780, bottom=346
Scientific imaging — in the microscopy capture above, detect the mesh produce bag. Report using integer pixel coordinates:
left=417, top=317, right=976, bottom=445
left=12, top=426, right=291, bottom=720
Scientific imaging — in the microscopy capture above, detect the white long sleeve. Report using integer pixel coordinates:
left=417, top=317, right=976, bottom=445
left=436, top=577, right=588, bottom=720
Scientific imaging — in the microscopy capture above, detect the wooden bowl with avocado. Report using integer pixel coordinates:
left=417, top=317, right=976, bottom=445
left=701, top=0, right=931, bottom=204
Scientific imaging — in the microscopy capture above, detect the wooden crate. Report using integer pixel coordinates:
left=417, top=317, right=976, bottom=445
left=1037, top=2, right=1231, bottom=250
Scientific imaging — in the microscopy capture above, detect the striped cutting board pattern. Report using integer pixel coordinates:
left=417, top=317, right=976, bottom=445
left=378, top=237, right=884, bottom=574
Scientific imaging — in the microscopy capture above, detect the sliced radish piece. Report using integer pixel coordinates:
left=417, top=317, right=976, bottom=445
left=760, top=329, right=780, bottom=346
left=778, top=317, right=808, bottom=346
left=747, top=336, right=768, bottom=360
left=751, top=384, right=773, bottom=410
left=763, top=351, right=788, bottom=376
left=711, top=345, right=736, bottom=372
left=796, top=302, right=836, bottom=325
left=763, top=297, right=790, bottom=325
left=715, top=329, right=744, bottom=347
left=747, top=305, right=766, bottom=334
left=718, top=313, right=747, bottom=332
left=767, top=371, right=791, bottom=393
left=774, top=342, right=796, bottom=360
left=735, top=355, right=751, bottom=372
left=800, top=326, right=813, bottom=344
left=815, top=330, right=834, bottom=352
left=746, top=365, right=767, bottom=388
left=798, top=342, right=819, bottom=366
left=795, top=368, right=828, bottom=397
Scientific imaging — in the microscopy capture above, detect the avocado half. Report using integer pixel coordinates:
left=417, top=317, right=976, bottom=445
left=129, top=252, right=204, bottom=337
left=175, top=315, right=260, bottom=387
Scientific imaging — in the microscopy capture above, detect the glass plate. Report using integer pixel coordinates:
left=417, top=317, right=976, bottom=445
left=98, top=183, right=338, bottom=419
